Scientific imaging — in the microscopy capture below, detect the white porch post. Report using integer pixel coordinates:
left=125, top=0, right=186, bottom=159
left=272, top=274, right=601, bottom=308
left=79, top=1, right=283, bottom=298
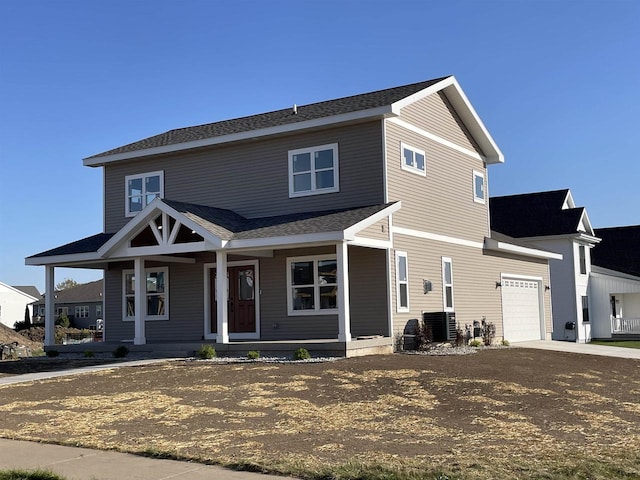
left=44, top=265, right=55, bottom=347
left=337, top=242, right=352, bottom=342
left=216, top=250, right=229, bottom=344
left=134, top=257, right=146, bottom=345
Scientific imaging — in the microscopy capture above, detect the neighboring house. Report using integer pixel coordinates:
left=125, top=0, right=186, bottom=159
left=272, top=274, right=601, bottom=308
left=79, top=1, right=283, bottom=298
left=26, top=76, right=558, bottom=354
left=589, top=226, right=640, bottom=340
left=0, top=282, right=39, bottom=329
left=32, top=279, right=104, bottom=330
left=490, top=189, right=600, bottom=343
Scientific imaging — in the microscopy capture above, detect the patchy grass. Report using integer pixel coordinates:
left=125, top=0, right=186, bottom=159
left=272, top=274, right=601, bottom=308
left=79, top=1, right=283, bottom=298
left=591, top=340, right=640, bottom=349
left=0, top=470, right=66, bottom=480
left=1, top=350, right=639, bottom=479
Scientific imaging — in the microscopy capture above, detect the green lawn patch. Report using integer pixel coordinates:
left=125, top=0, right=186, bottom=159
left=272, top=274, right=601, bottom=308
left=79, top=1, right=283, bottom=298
left=591, top=340, right=640, bottom=349
left=0, top=470, right=65, bottom=480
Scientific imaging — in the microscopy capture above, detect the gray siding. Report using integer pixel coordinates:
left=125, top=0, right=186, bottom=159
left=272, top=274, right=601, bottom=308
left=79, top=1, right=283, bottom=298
left=390, top=234, right=552, bottom=341
left=348, top=246, right=388, bottom=337
left=400, top=91, right=482, bottom=153
left=104, top=121, right=385, bottom=232
left=385, top=120, right=489, bottom=241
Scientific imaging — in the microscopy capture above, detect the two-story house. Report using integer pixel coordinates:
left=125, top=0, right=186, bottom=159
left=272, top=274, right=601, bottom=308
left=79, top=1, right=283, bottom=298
left=32, top=279, right=104, bottom=330
left=27, top=76, right=559, bottom=355
left=490, top=189, right=600, bottom=343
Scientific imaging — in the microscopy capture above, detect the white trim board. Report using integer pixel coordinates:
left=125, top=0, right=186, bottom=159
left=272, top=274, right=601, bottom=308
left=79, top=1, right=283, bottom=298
left=392, top=226, right=484, bottom=249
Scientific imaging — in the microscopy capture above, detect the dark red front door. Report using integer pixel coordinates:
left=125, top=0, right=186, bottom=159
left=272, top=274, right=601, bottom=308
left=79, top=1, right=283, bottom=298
left=210, top=265, right=256, bottom=334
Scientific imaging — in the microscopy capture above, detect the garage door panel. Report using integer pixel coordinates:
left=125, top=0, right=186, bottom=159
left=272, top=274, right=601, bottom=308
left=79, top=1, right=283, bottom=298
left=502, top=279, right=542, bottom=342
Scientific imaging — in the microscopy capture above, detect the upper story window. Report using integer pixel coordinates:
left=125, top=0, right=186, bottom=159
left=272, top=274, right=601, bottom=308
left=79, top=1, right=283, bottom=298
left=288, top=144, right=339, bottom=197
left=579, top=245, right=587, bottom=274
left=473, top=170, right=485, bottom=204
left=125, top=171, right=164, bottom=217
left=401, top=142, right=426, bottom=176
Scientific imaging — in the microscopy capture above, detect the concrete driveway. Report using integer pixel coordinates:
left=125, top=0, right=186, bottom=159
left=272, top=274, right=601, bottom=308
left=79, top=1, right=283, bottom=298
left=514, top=340, right=640, bottom=359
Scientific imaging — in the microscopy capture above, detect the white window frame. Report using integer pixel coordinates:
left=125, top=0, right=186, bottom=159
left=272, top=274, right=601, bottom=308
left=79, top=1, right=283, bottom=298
left=75, top=305, right=90, bottom=318
left=473, top=170, right=486, bottom=204
left=125, top=170, right=164, bottom=217
left=286, top=254, right=338, bottom=316
left=395, top=251, right=409, bottom=312
left=288, top=143, right=339, bottom=198
left=122, top=266, right=169, bottom=321
left=96, top=304, right=102, bottom=317
left=442, top=257, right=454, bottom=312
left=400, top=142, right=426, bottom=176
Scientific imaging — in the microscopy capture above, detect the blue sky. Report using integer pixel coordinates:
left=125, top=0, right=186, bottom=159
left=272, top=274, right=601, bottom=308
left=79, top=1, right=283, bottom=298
left=0, top=0, right=638, bottom=293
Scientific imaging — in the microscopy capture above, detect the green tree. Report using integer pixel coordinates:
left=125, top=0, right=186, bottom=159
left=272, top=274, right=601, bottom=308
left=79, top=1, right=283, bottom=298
left=24, top=306, right=31, bottom=328
left=55, top=278, right=78, bottom=290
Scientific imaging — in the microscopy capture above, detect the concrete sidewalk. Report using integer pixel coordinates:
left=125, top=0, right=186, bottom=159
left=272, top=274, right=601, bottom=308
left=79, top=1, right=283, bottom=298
left=0, top=439, right=293, bottom=480
left=513, top=340, right=640, bottom=359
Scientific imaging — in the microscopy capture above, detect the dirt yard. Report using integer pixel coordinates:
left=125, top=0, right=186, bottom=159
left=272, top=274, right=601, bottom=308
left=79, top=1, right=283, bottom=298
left=0, top=349, right=639, bottom=479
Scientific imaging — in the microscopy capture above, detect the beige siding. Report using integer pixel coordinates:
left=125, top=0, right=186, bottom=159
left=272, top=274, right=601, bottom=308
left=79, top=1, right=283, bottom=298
left=357, top=217, right=390, bottom=242
left=104, top=121, right=384, bottom=232
left=390, top=234, right=552, bottom=341
left=399, top=91, right=482, bottom=153
left=386, top=121, right=489, bottom=241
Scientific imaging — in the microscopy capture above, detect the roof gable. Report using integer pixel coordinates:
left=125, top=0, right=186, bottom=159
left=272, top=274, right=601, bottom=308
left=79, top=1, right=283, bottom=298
left=490, top=189, right=595, bottom=238
left=84, top=76, right=502, bottom=165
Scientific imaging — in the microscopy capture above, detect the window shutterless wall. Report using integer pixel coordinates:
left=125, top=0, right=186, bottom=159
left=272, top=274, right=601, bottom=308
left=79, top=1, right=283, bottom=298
left=103, top=121, right=385, bottom=232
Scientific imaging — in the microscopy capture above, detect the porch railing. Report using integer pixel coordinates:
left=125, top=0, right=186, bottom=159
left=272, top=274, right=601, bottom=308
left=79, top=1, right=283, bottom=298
left=611, top=316, right=640, bottom=334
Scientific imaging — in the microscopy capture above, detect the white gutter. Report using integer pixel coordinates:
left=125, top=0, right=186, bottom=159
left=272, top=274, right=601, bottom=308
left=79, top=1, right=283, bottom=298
left=484, top=237, right=563, bottom=260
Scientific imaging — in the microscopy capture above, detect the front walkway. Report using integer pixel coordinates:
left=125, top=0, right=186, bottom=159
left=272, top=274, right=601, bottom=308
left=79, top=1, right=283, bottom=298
left=513, top=340, right=640, bottom=359
left=0, top=438, right=293, bottom=480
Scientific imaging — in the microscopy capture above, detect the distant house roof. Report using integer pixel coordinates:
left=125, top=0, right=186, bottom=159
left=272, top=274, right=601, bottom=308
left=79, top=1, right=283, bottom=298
left=86, top=77, right=449, bottom=161
left=592, top=226, right=640, bottom=278
left=490, top=189, right=593, bottom=238
left=12, top=286, right=40, bottom=298
left=34, top=279, right=103, bottom=305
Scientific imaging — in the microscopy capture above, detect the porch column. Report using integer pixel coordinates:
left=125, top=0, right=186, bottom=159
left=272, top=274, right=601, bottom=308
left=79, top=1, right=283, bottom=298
left=216, top=250, right=229, bottom=344
left=336, top=242, right=352, bottom=342
left=44, top=265, right=55, bottom=347
left=134, top=257, right=146, bottom=345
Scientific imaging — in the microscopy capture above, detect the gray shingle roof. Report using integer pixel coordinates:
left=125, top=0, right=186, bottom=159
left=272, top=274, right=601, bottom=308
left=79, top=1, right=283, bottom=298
left=87, top=77, right=450, bottom=159
left=27, top=233, right=115, bottom=259
left=33, top=280, right=103, bottom=304
left=489, top=190, right=586, bottom=237
left=12, top=286, right=41, bottom=298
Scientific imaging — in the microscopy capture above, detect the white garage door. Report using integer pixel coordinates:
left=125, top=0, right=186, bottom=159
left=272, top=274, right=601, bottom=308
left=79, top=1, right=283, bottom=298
left=501, top=278, right=542, bottom=342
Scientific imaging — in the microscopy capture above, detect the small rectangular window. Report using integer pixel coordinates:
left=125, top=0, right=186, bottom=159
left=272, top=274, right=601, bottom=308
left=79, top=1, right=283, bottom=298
left=473, top=170, right=485, bottom=204
left=396, top=251, right=409, bottom=312
left=582, top=296, right=590, bottom=323
left=288, top=144, right=339, bottom=197
left=287, top=255, right=338, bottom=315
left=96, top=305, right=102, bottom=317
left=125, top=171, right=164, bottom=217
left=579, top=245, right=587, bottom=274
left=400, top=142, right=426, bottom=176
left=442, top=257, right=454, bottom=312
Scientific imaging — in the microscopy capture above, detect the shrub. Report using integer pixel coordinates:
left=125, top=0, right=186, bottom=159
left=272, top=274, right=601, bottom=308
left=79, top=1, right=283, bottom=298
left=112, top=345, right=129, bottom=358
left=414, top=319, right=433, bottom=350
left=46, top=349, right=59, bottom=357
left=247, top=350, right=260, bottom=360
left=55, top=314, right=70, bottom=328
left=197, top=344, right=216, bottom=359
left=453, top=324, right=465, bottom=348
left=293, top=347, right=311, bottom=360
left=83, top=350, right=95, bottom=358
left=501, top=339, right=510, bottom=346
left=481, top=318, right=496, bottom=346
left=13, top=320, right=30, bottom=332
left=469, top=339, right=482, bottom=348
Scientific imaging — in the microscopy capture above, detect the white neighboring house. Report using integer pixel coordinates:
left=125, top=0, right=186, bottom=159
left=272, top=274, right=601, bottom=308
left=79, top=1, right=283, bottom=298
left=490, top=189, right=600, bottom=343
left=0, top=282, right=40, bottom=329
left=590, top=226, right=640, bottom=340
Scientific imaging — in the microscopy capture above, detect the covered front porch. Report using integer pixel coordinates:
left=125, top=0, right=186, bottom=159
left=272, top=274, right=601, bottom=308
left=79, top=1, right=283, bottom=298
left=26, top=199, right=400, bottom=357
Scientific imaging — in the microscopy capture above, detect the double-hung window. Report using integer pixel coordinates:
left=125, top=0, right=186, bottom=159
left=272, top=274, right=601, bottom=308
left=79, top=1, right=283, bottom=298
left=287, top=255, right=338, bottom=314
left=473, top=170, right=485, bottom=204
left=125, top=171, right=164, bottom=217
left=123, top=267, right=169, bottom=320
left=396, top=251, right=409, bottom=312
left=288, top=144, right=339, bottom=197
left=75, top=306, right=89, bottom=318
left=401, top=142, right=426, bottom=176
left=442, top=257, right=454, bottom=311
